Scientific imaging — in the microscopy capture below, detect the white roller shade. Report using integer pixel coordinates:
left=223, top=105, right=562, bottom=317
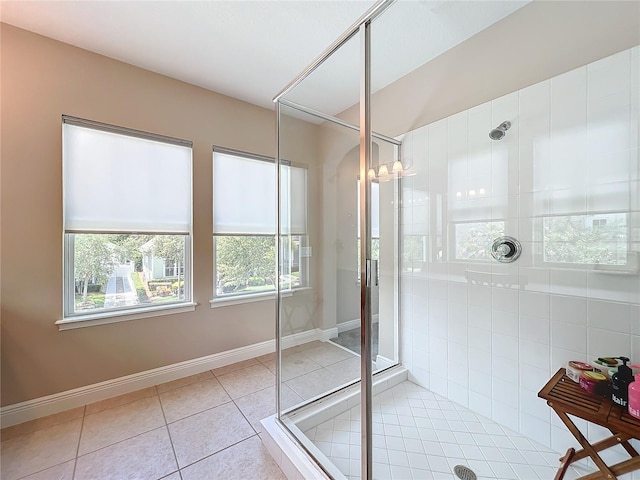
left=63, top=121, right=192, bottom=233
left=214, top=151, right=277, bottom=235
left=281, top=165, right=307, bottom=235
left=213, top=149, right=307, bottom=236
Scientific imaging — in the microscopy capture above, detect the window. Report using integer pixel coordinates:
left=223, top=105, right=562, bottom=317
left=454, top=221, right=505, bottom=261
left=543, top=213, right=628, bottom=265
left=61, top=116, right=193, bottom=322
left=212, top=147, right=307, bottom=300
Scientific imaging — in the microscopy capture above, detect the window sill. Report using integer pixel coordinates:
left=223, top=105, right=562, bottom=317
left=210, top=287, right=312, bottom=308
left=56, top=302, right=198, bottom=331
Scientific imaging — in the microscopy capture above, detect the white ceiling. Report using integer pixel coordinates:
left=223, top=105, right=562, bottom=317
left=0, top=1, right=528, bottom=114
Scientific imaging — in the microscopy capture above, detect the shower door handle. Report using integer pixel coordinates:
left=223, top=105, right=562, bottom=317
left=365, top=259, right=379, bottom=287
left=372, top=260, right=378, bottom=286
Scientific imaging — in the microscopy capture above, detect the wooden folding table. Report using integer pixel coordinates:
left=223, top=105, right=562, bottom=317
left=538, top=368, right=640, bottom=480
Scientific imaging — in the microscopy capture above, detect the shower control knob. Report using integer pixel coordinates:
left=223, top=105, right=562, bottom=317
left=491, top=236, right=522, bottom=263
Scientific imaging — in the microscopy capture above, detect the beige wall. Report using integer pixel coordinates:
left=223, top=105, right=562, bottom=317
left=0, top=24, right=321, bottom=406
left=342, top=0, right=640, bottom=138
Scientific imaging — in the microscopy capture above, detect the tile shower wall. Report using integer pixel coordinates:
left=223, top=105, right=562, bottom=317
left=399, top=46, right=640, bottom=452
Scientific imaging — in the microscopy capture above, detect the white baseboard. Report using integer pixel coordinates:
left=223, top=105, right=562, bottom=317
left=336, top=314, right=379, bottom=334
left=1, top=327, right=333, bottom=428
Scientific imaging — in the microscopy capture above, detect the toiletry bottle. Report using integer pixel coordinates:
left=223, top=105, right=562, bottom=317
left=611, top=357, right=632, bottom=407
left=628, top=371, right=640, bottom=419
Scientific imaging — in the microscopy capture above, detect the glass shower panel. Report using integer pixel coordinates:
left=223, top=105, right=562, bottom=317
left=276, top=29, right=368, bottom=480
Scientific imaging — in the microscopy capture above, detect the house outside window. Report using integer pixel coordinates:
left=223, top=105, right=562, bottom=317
left=212, top=147, right=308, bottom=301
left=61, top=116, right=193, bottom=324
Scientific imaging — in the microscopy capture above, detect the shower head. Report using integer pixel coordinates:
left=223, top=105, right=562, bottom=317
left=489, top=121, right=511, bottom=141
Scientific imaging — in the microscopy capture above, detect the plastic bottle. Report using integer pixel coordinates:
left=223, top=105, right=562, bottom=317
left=628, top=372, right=640, bottom=419
left=611, top=357, right=633, bottom=407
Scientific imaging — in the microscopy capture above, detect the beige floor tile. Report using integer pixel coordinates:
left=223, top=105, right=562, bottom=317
left=234, top=385, right=302, bottom=434
left=0, top=407, right=85, bottom=442
left=180, top=436, right=286, bottom=480
left=168, top=402, right=254, bottom=468
left=85, top=386, right=158, bottom=416
left=160, top=472, right=182, bottom=480
left=325, top=356, right=362, bottom=384
left=78, top=396, right=165, bottom=455
left=211, top=358, right=259, bottom=377
left=19, top=460, right=75, bottom=480
left=303, top=342, right=355, bottom=366
left=75, top=427, right=177, bottom=480
left=279, top=352, right=323, bottom=381
left=156, top=371, right=214, bottom=394
left=255, top=352, right=275, bottom=364
left=217, top=363, right=275, bottom=399
left=260, top=356, right=277, bottom=372
left=0, top=419, right=81, bottom=480
left=285, top=367, right=348, bottom=400
left=159, top=377, right=231, bottom=423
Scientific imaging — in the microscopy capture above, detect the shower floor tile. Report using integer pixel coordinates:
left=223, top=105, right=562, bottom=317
left=302, top=380, right=596, bottom=480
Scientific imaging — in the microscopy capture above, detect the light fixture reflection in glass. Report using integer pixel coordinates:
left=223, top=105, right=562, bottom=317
left=392, top=160, right=403, bottom=173
left=368, top=168, right=376, bottom=179
left=378, top=164, right=389, bottom=176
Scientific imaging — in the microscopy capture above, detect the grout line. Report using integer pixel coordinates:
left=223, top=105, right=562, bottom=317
left=157, top=390, right=181, bottom=476
left=71, top=405, right=86, bottom=479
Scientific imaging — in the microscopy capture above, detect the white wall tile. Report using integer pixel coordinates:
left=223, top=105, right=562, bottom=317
left=448, top=382, right=469, bottom=408
left=550, top=269, right=587, bottom=297
left=492, top=333, right=518, bottom=361
left=492, top=377, right=519, bottom=409
left=469, top=285, right=491, bottom=308
left=588, top=49, right=631, bottom=100
left=519, top=363, right=552, bottom=392
left=469, top=392, right=492, bottom=420
left=550, top=295, right=587, bottom=325
left=520, top=412, right=551, bottom=448
left=399, top=46, right=638, bottom=452
left=520, top=315, right=550, bottom=345
left=632, top=306, right=640, bottom=335
left=468, top=305, right=492, bottom=330
left=519, top=339, right=550, bottom=370
left=587, top=270, right=640, bottom=304
left=469, top=327, right=492, bottom=353
left=492, top=287, right=519, bottom=313
left=551, top=321, right=587, bottom=353
left=492, top=310, right=519, bottom=337
left=587, top=299, right=631, bottom=334
left=587, top=327, right=631, bottom=358
left=520, top=267, right=550, bottom=294
left=469, top=344, right=491, bottom=367
left=551, top=347, right=587, bottom=372
left=519, top=390, right=550, bottom=422
left=491, top=400, right=519, bottom=431
left=520, top=291, right=550, bottom=318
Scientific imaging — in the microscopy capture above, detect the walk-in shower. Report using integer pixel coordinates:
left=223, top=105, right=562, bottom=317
left=264, top=1, right=640, bottom=479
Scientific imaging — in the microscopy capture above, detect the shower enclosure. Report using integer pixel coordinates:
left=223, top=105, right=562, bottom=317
left=267, top=1, right=640, bottom=479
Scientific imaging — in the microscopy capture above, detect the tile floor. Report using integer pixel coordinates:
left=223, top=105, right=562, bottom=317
left=2, top=339, right=633, bottom=480
left=0, top=341, right=359, bottom=480
left=302, top=381, right=623, bottom=480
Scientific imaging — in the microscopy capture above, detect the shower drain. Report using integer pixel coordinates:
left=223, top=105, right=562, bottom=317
left=453, top=465, right=478, bottom=480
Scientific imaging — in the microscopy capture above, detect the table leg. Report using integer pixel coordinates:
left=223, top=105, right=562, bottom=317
left=553, top=409, right=617, bottom=479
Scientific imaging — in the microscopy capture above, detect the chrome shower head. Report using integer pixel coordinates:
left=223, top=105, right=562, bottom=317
left=489, top=121, right=511, bottom=141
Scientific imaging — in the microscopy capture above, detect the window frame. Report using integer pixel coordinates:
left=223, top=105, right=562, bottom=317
left=58, top=116, right=195, bottom=328
left=210, top=146, right=308, bottom=305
